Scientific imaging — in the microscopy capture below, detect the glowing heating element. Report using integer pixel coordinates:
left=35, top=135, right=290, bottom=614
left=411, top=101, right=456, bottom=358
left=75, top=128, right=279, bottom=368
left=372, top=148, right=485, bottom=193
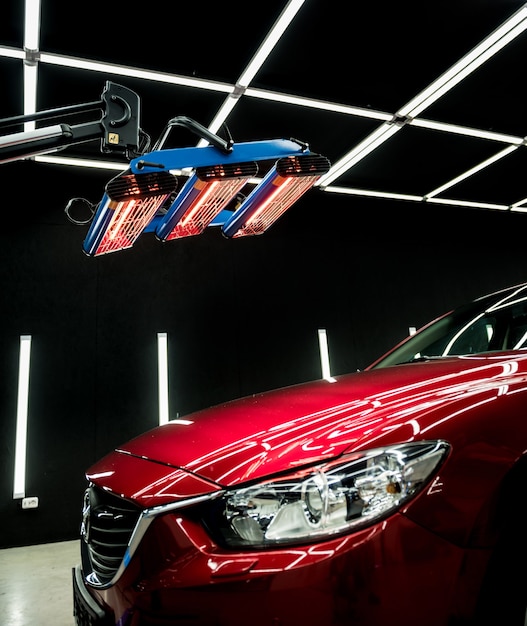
left=156, top=161, right=258, bottom=241
left=83, top=171, right=178, bottom=256
left=222, top=154, right=331, bottom=238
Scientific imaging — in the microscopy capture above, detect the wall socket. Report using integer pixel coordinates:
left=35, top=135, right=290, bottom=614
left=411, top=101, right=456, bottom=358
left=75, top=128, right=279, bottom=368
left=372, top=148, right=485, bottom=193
left=21, top=496, right=39, bottom=509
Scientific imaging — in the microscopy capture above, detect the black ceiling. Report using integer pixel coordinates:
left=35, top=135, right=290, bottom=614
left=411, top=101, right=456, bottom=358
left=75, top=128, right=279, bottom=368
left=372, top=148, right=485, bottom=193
left=1, top=0, right=527, bottom=213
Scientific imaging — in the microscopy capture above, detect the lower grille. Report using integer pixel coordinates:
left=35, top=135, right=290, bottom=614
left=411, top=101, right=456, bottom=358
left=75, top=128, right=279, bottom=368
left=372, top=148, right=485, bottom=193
left=81, top=484, right=142, bottom=585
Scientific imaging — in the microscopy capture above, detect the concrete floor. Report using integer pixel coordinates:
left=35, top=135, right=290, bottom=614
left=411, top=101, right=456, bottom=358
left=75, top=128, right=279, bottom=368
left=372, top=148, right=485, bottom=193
left=0, top=540, right=79, bottom=626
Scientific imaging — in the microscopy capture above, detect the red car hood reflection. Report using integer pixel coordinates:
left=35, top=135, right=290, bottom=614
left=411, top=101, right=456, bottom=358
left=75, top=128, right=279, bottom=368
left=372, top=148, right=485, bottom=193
left=88, top=353, right=527, bottom=498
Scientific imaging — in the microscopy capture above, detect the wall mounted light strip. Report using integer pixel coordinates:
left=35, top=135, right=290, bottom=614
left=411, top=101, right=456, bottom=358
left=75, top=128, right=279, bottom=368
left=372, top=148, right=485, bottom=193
left=13, top=335, right=32, bottom=499
left=157, top=333, right=169, bottom=426
left=318, top=328, right=336, bottom=383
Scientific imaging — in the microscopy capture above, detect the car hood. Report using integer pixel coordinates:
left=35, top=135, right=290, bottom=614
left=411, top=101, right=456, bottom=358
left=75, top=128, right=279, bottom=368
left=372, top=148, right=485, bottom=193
left=87, top=352, right=527, bottom=505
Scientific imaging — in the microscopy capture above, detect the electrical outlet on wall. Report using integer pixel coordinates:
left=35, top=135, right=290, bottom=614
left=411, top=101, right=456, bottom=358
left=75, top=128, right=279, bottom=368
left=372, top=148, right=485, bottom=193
left=21, top=496, right=39, bottom=509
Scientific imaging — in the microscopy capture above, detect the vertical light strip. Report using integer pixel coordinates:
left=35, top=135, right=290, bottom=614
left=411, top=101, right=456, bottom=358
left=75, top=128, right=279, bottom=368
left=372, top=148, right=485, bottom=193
left=157, top=332, right=170, bottom=425
left=23, top=63, right=38, bottom=130
left=13, top=335, right=32, bottom=499
left=23, top=0, right=41, bottom=130
left=24, top=0, right=41, bottom=50
left=318, top=328, right=336, bottom=383
left=202, top=0, right=306, bottom=140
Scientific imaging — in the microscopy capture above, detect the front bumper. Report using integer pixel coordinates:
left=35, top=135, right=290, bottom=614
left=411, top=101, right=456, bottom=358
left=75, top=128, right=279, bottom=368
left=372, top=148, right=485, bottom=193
left=73, top=564, right=114, bottom=626
left=73, top=508, right=491, bottom=626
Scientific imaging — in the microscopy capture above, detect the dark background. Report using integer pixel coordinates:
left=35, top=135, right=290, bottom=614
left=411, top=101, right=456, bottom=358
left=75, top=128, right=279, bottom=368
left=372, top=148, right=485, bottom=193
left=2, top=0, right=527, bottom=548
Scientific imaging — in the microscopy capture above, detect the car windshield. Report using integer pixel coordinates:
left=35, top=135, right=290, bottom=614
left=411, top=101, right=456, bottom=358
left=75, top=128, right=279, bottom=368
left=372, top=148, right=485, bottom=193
left=369, top=283, right=527, bottom=369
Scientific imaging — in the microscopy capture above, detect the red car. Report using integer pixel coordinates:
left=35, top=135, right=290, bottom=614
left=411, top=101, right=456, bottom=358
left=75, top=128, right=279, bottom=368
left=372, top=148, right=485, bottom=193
left=73, top=282, right=527, bottom=626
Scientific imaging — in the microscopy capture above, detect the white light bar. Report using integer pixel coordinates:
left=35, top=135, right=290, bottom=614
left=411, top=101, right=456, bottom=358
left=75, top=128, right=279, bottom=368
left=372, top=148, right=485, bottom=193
left=317, top=123, right=401, bottom=188
left=157, top=332, right=169, bottom=426
left=425, top=145, right=518, bottom=199
left=14, top=335, right=32, bottom=499
left=39, top=52, right=233, bottom=93
left=204, top=0, right=307, bottom=139
left=398, top=4, right=527, bottom=118
left=35, top=155, right=129, bottom=170
left=24, top=0, right=41, bottom=51
left=318, top=328, right=336, bottom=383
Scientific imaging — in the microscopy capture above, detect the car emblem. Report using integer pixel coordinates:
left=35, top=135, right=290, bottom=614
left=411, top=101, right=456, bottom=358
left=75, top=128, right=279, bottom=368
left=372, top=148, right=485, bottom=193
left=80, top=489, right=91, bottom=544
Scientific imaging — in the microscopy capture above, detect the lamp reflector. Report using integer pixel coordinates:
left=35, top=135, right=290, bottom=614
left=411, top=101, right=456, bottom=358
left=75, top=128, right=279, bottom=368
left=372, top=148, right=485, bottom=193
left=222, top=154, right=330, bottom=238
left=156, top=161, right=258, bottom=241
left=83, top=170, right=177, bottom=256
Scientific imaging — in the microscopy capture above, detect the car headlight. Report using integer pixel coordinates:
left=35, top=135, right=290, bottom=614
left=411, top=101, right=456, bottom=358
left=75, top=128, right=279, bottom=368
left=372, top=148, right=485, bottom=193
left=201, top=440, right=449, bottom=547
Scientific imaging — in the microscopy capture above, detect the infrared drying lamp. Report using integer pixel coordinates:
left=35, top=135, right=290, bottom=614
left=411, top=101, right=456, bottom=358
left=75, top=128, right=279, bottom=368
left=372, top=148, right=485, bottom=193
left=83, top=170, right=177, bottom=256
left=222, top=154, right=331, bottom=238
left=156, top=161, right=258, bottom=241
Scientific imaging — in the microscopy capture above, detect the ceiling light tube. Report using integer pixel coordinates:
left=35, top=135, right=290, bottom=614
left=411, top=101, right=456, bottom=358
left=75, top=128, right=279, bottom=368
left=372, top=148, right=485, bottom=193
left=510, top=197, right=527, bottom=210
left=222, top=154, right=330, bottom=238
left=35, top=155, right=129, bottom=170
left=83, top=170, right=178, bottom=256
left=427, top=197, right=508, bottom=211
left=322, top=186, right=422, bottom=202
left=39, top=52, right=233, bottom=93
left=23, top=61, right=38, bottom=129
left=317, top=122, right=400, bottom=187
left=237, top=0, right=306, bottom=88
left=156, top=161, right=258, bottom=241
left=410, top=118, right=524, bottom=145
left=24, top=0, right=41, bottom=51
left=398, top=4, right=527, bottom=118
left=426, top=145, right=518, bottom=199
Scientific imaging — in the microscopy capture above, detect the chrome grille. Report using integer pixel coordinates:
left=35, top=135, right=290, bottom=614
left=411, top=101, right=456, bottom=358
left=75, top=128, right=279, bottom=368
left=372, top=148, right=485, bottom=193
left=81, top=484, right=142, bottom=585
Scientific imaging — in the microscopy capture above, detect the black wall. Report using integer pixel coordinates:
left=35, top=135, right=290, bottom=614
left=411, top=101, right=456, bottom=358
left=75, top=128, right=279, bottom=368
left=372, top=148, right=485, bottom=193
left=1, top=159, right=527, bottom=548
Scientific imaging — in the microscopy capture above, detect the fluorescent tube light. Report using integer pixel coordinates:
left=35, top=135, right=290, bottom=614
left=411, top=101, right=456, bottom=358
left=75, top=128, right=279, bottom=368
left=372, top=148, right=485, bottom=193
left=35, top=155, right=129, bottom=170
left=322, top=186, right=422, bottom=202
left=398, top=4, right=527, bottom=118
left=410, top=118, right=524, bottom=145
left=14, top=335, right=32, bottom=499
left=39, top=52, right=233, bottom=93
left=157, top=333, right=169, bottom=426
left=425, top=145, right=518, bottom=199
left=317, top=123, right=400, bottom=188
left=426, top=197, right=508, bottom=211
left=23, top=62, right=38, bottom=129
left=24, top=0, right=41, bottom=51
left=318, top=328, right=336, bottom=383
left=237, top=0, right=306, bottom=88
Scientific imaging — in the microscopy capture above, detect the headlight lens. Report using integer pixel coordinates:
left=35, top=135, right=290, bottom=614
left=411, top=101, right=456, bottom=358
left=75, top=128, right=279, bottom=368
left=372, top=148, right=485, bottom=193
left=201, top=440, right=449, bottom=547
